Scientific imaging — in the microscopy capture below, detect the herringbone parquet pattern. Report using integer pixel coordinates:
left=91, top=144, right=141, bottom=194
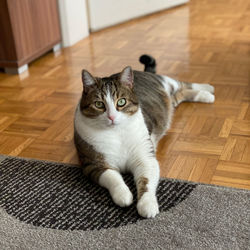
left=0, top=0, right=249, bottom=189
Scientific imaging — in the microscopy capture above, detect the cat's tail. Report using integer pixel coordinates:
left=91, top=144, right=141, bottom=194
left=139, top=55, right=157, bottom=74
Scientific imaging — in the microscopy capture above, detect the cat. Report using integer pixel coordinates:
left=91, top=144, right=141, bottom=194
left=74, top=55, right=215, bottom=218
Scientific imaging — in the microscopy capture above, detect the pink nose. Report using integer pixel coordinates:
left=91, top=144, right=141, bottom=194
left=108, top=115, right=115, bottom=121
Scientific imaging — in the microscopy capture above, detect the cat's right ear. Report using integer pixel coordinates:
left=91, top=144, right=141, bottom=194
left=81, top=70, right=95, bottom=93
left=120, top=66, right=134, bottom=88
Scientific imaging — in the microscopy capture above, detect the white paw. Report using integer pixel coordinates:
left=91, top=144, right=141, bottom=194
left=137, top=193, right=159, bottom=218
left=111, top=185, right=133, bottom=207
left=192, top=83, right=215, bottom=94
left=194, top=90, right=215, bottom=103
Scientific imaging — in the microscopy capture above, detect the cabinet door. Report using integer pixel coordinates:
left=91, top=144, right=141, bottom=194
left=7, top=0, right=61, bottom=66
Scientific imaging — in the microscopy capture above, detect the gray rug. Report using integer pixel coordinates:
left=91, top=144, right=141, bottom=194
left=0, top=155, right=249, bottom=250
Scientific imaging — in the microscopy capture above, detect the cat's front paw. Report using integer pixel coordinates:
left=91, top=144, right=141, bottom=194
left=137, top=193, right=159, bottom=218
left=111, top=185, right=133, bottom=207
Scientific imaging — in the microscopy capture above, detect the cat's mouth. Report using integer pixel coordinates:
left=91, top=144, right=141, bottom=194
left=108, top=123, right=116, bottom=127
left=107, top=121, right=118, bottom=127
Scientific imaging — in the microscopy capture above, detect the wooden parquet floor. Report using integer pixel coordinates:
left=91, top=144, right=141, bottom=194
left=0, top=0, right=249, bottom=189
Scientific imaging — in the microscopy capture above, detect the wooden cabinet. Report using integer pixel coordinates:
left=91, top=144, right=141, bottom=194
left=0, top=0, right=61, bottom=74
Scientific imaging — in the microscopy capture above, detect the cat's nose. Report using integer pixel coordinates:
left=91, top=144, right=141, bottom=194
left=108, top=115, right=115, bottom=121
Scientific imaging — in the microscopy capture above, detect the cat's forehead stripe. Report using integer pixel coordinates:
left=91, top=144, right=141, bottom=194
left=99, top=80, right=119, bottom=100
left=105, top=89, right=117, bottom=116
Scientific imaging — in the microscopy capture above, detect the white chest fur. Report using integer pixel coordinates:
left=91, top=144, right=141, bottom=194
left=74, top=105, right=152, bottom=172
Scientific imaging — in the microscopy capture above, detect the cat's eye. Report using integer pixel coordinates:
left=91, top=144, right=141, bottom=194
left=117, top=98, right=126, bottom=107
left=95, top=101, right=105, bottom=109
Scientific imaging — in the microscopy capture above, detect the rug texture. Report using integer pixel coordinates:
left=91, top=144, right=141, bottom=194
left=0, top=155, right=249, bottom=250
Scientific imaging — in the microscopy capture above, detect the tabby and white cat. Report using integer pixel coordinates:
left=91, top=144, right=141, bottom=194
left=74, top=56, right=214, bottom=218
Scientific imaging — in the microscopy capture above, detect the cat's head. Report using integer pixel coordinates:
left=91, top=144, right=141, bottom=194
left=79, top=66, right=139, bottom=128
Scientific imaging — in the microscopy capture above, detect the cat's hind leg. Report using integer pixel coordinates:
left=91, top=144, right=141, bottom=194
left=192, top=83, right=214, bottom=94
left=99, top=169, right=133, bottom=207
left=173, top=87, right=215, bottom=107
left=161, top=76, right=215, bottom=107
left=170, top=82, right=215, bottom=107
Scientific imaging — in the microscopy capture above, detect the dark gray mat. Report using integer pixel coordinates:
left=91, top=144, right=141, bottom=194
left=0, top=155, right=249, bottom=250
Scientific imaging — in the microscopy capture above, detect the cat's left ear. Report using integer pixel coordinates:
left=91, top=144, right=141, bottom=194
left=120, top=66, right=134, bottom=88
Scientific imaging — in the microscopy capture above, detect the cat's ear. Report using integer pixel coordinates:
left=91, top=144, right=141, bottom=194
left=81, top=70, right=95, bottom=93
left=120, top=66, right=134, bottom=88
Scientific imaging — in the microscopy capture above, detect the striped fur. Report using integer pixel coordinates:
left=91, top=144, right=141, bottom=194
left=74, top=62, right=215, bottom=218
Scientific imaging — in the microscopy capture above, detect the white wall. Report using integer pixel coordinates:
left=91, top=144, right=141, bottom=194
left=87, top=0, right=189, bottom=31
left=57, top=0, right=89, bottom=47
left=57, top=0, right=188, bottom=47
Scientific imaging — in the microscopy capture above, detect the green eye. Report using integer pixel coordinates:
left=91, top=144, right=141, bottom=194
left=95, top=101, right=105, bottom=109
left=117, top=98, right=126, bottom=107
